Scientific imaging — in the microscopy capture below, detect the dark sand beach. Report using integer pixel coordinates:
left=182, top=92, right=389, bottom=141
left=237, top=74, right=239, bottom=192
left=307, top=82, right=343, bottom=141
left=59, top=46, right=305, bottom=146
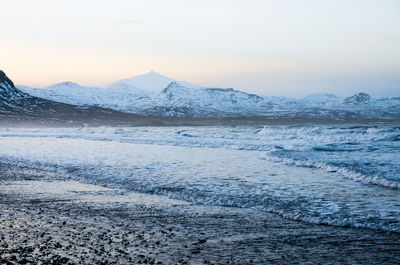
left=1, top=163, right=400, bottom=264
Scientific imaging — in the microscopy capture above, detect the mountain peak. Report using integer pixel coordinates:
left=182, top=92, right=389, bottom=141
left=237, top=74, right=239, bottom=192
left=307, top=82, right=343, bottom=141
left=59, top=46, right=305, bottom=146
left=143, top=70, right=163, bottom=77
left=47, top=81, right=83, bottom=89
left=108, top=71, right=202, bottom=93
left=166, top=81, right=181, bottom=87
left=344, top=92, right=371, bottom=104
left=161, top=81, right=187, bottom=94
left=0, top=70, right=15, bottom=89
left=0, top=70, right=28, bottom=101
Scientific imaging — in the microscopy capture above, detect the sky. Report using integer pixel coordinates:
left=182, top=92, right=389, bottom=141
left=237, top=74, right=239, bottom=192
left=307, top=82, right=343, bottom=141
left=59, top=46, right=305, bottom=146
left=1, top=0, right=399, bottom=97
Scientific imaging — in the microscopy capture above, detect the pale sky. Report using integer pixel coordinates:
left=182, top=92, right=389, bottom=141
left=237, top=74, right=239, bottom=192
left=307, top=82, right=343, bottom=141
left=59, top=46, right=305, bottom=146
left=1, top=0, right=399, bottom=97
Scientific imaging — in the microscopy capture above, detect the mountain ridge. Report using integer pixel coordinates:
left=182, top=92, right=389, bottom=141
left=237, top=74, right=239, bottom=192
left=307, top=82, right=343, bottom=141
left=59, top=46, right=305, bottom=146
left=107, top=71, right=203, bottom=93
left=10, top=70, right=400, bottom=119
left=0, top=70, right=150, bottom=126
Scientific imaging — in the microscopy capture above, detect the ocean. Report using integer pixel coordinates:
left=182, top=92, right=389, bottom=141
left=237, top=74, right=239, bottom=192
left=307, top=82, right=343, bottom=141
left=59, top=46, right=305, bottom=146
left=0, top=124, right=399, bottom=232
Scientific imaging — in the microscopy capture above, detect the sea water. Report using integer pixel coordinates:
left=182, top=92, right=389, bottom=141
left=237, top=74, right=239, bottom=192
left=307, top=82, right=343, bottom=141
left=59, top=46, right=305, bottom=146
left=0, top=124, right=399, bottom=232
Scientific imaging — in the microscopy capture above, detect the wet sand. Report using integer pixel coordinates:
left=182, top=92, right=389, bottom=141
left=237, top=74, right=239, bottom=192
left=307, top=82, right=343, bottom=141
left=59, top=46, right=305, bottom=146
left=1, top=163, right=400, bottom=264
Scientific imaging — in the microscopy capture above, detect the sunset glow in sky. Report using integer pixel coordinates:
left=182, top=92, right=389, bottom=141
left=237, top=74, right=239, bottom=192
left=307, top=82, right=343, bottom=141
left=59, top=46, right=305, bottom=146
left=1, top=0, right=400, bottom=97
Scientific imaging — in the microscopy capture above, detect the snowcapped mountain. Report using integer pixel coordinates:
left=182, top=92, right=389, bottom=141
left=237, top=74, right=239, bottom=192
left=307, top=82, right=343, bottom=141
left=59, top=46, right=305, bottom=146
left=16, top=71, right=400, bottom=119
left=18, top=80, right=154, bottom=113
left=0, top=70, right=148, bottom=126
left=344, top=92, right=371, bottom=104
left=18, top=71, right=205, bottom=113
left=0, top=70, right=31, bottom=113
left=20, top=82, right=97, bottom=105
left=300, top=93, right=342, bottom=107
left=20, top=81, right=151, bottom=104
left=140, top=82, right=271, bottom=117
left=107, top=71, right=202, bottom=93
left=1, top=70, right=26, bottom=100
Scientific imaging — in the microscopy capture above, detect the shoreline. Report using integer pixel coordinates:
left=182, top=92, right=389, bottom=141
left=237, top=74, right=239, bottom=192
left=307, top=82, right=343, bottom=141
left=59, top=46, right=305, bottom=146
left=0, top=115, right=399, bottom=128
left=1, top=163, right=400, bottom=264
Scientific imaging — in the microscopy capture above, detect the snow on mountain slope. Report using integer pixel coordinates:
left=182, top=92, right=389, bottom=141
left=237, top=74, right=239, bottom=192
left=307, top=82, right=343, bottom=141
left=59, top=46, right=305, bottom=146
left=1, top=70, right=27, bottom=100
left=300, top=93, right=342, bottom=107
left=344, top=94, right=400, bottom=118
left=1, top=70, right=117, bottom=118
left=0, top=70, right=31, bottom=112
left=107, top=71, right=203, bottom=93
left=17, top=71, right=203, bottom=112
left=18, top=78, right=273, bottom=117
left=18, top=81, right=154, bottom=112
left=103, top=82, right=150, bottom=96
left=19, top=82, right=97, bottom=105
left=344, top=92, right=371, bottom=104
left=16, top=71, right=400, bottom=119
left=140, top=82, right=271, bottom=117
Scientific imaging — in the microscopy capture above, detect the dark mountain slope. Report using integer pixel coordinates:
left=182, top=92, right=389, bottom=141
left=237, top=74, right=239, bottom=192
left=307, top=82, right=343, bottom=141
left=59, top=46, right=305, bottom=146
left=0, top=70, right=161, bottom=126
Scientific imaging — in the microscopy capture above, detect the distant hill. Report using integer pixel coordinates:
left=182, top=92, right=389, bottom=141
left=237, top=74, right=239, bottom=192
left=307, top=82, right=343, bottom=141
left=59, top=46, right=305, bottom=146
left=0, top=70, right=156, bottom=126
left=17, top=71, right=400, bottom=119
